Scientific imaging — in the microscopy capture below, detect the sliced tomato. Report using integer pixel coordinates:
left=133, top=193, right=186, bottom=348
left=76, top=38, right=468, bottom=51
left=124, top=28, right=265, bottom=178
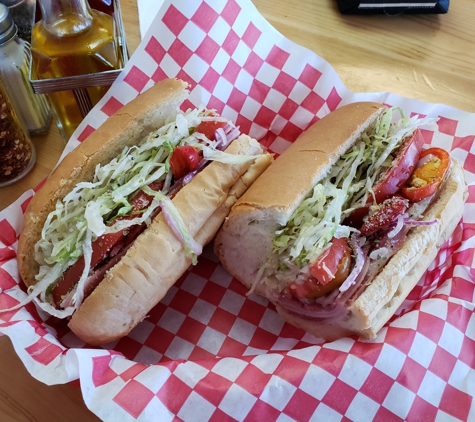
left=345, top=129, right=424, bottom=228
left=343, top=206, right=371, bottom=230
left=309, top=237, right=350, bottom=284
left=372, top=129, right=425, bottom=203
left=360, top=195, right=409, bottom=236
left=129, top=180, right=164, bottom=212
left=51, top=230, right=126, bottom=306
left=286, top=237, right=352, bottom=299
left=400, top=147, right=450, bottom=202
left=195, top=120, right=227, bottom=141
left=169, top=145, right=200, bottom=180
left=52, top=182, right=164, bottom=306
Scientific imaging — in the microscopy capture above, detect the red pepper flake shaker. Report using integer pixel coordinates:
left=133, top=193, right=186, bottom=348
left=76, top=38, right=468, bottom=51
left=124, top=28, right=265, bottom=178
left=0, top=77, right=36, bottom=186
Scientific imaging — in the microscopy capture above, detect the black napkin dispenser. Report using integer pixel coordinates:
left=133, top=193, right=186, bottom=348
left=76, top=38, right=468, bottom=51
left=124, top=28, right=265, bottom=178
left=337, top=0, right=449, bottom=15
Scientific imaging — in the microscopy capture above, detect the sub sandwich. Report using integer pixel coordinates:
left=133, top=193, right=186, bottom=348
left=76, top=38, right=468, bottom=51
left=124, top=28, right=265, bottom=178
left=7, top=78, right=273, bottom=345
left=214, top=102, right=468, bottom=340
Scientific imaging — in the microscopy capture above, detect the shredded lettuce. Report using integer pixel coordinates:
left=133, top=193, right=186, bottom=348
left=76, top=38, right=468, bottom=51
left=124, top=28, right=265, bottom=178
left=195, top=144, right=258, bottom=164
left=72, top=228, right=93, bottom=309
left=28, top=107, right=246, bottom=315
left=142, top=186, right=202, bottom=265
left=258, top=107, right=436, bottom=292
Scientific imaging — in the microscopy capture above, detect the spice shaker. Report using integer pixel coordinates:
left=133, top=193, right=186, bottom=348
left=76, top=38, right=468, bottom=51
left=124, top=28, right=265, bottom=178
left=0, top=76, right=35, bottom=187
left=0, top=3, right=51, bottom=136
left=0, top=0, right=35, bottom=41
left=31, top=0, right=123, bottom=141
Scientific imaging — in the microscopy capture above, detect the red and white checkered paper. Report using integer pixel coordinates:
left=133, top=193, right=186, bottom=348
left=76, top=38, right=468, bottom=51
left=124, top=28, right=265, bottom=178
left=1, top=0, right=475, bottom=420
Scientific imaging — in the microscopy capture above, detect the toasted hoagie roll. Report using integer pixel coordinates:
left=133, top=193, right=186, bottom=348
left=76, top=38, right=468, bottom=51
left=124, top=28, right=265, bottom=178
left=11, top=78, right=273, bottom=345
left=215, top=102, right=468, bottom=340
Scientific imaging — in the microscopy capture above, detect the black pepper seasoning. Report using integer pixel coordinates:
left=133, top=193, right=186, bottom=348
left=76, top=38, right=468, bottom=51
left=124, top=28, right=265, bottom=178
left=0, top=0, right=35, bottom=42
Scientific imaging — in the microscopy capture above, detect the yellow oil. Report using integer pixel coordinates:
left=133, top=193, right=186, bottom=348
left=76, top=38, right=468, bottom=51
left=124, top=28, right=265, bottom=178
left=30, top=9, right=123, bottom=140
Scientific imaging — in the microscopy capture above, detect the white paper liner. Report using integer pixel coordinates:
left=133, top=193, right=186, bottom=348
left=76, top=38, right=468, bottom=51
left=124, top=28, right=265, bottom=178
left=1, top=0, right=474, bottom=421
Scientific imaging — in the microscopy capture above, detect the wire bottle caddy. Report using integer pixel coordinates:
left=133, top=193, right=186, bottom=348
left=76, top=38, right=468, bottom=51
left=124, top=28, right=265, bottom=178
left=28, top=0, right=128, bottom=141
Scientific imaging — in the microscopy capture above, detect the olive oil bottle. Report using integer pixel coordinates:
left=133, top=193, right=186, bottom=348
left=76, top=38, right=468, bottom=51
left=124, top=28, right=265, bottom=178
left=31, top=0, right=123, bottom=140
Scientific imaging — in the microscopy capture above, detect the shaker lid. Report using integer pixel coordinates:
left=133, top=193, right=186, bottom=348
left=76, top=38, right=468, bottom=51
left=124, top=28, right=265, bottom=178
left=0, top=3, right=17, bottom=45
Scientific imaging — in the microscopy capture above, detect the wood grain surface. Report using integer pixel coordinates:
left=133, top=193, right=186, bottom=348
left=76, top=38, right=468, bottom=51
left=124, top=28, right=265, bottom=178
left=1, top=0, right=474, bottom=420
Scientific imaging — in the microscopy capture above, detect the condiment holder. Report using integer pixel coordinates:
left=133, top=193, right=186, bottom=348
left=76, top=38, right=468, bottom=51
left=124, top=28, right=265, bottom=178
left=27, top=0, right=129, bottom=141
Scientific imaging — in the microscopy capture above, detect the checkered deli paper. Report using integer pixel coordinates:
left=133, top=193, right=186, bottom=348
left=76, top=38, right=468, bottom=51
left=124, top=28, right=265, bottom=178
left=1, top=0, right=474, bottom=420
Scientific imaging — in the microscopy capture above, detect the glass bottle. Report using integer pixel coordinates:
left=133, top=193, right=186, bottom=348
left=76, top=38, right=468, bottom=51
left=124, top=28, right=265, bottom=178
left=0, top=3, right=51, bottom=135
left=0, top=76, right=35, bottom=187
left=30, top=0, right=123, bottom=141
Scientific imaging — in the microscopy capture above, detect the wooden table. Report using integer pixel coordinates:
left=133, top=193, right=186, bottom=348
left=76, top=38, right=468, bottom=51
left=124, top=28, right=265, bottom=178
left=1, top=0, right=474, bottom=420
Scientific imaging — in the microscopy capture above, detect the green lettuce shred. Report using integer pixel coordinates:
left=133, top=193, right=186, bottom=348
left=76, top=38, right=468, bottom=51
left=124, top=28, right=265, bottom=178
left=33, top=107, right=251, bottom=313
left=260, top=107, right=436, bottom=291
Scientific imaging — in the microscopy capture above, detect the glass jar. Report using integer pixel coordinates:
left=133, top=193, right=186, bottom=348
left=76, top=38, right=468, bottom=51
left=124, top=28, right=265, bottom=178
left=0, top=0, right=35, bottom=41
left=31, top=0, right=123, bottom=141
left=0, top=3, right=51, bottom=135
left=0, top=76, right=35, bottom=187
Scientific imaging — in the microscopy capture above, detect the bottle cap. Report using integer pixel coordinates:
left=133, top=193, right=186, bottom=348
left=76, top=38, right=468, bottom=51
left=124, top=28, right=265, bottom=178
left=0, top=3, right=17, bottom=45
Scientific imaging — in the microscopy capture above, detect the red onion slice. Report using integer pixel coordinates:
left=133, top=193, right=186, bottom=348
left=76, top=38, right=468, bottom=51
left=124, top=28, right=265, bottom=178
left=160, top=200, right=202, bottom=256
left=271, top=289, right=348, bottom=322
left=216, top=125, right=241, bottom=150
left=339, top=252, right=371, bottom=304
left=403, top=218, right=438, bottom=226
left=182, top=159, right=209, bottom=185
left=183, top=170, right=197, bottom=185
left=388, top=213, right=406, bottom=238
left=214, top=127, right=227, bottom=148
left=339, top=233, right=365, bottom=293
left=225, top=126, right=241, bottom=143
